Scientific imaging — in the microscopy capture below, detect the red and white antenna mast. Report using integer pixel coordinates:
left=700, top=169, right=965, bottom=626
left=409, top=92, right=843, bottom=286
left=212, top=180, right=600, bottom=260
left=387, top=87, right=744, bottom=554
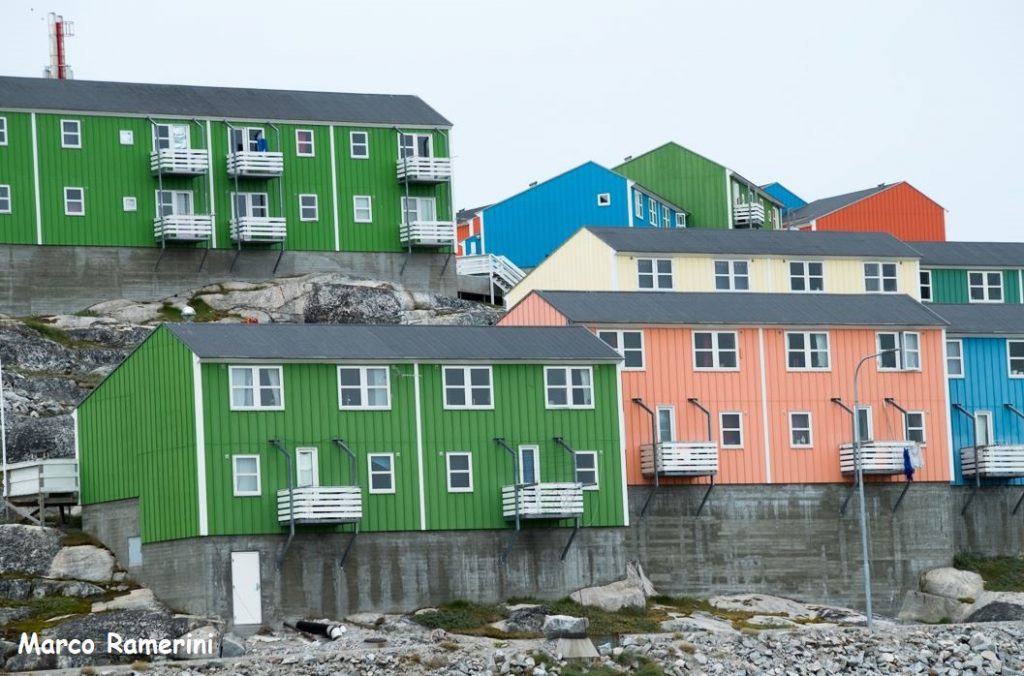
left=45, top=12, right=75, bottom=80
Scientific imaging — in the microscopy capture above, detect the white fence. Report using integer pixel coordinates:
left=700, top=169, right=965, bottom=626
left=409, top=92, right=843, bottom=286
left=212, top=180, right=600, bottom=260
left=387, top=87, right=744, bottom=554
left=150, top=149, right=209, bottom=175
left=839, top=441, right=916, bottom=475
left=640, top=441, right=718, bottom=477
left=226, top=151, right=284, bottom=178
left=960, top=445, right=1024, bottom=478
left=230, top=217, right=287, bottom=243
left=277, top=486, right=362, bottom=524
left=734, top=203, right=766, bottom=227
left=153, top=215, right=213, bottom=242
left=456, top=254, right=526, bottom=292
left=400, top=220, right=456, bottom=247
left=502, top=482, right=584, bottom=520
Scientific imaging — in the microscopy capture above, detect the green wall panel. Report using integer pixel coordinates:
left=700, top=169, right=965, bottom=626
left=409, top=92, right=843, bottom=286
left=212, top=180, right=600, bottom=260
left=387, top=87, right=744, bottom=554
left=0, top=112, right=38, bottom=244
left=616, top=143, right=729, bottom=228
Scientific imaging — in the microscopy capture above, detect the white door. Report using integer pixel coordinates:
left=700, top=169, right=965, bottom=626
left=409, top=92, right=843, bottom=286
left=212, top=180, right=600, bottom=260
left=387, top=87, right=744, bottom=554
left=231, top=551, right=262, bottom=625
left=518, top=445, right=539, bottom=485
left=975, top=412, right=993, bottom=447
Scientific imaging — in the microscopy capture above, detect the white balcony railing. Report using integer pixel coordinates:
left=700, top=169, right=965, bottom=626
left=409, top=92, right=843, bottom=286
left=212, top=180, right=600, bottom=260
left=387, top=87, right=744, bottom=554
left=230, top=217, right=287, bottom=243
left=733, top=202, right=766, bottom=227
left=961, top=445, right=1024, bottom=478
left=153, top=215, right=214, bottom=242
left=400, top=220, right=456, bottom=248
left=456, top=254, right=527, bottom=292
left=839, top=441, right=917, bottom=475
left=277, top=486, right=362, bottom=524
left=640, top=441, right=719, bottom=477
left=502, top=482, right=584, bottom=520
left=226, top=151, right=284, bottom=178
left=150, top=148, right=209, bottom=175
left=5, top=459, right=79, bottom=498
left=396, top=156, right=453, bottom=183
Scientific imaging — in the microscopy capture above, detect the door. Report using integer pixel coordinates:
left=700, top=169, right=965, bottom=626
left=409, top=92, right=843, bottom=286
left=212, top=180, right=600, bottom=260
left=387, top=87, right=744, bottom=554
left=157, top=190, right=194, bottom=217
left=401, top=196, right=436, bottom=225
left=399, top=133, right=432, bottom=158
left=295, top=448, right=319, bottom=488
left=975, top=411, right=993, bottom=447
left=155, top=124, right=190, bottom=151
left=230, top=551, right=262, bottom=625
left=855, top=406, right=873, bottom=443
left=518, top=445, right=539, bottom=485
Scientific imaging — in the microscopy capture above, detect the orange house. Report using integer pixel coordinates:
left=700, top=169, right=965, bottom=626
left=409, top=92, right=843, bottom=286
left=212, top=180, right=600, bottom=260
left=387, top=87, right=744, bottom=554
left=456, top=208, right=485, bottom=256
left=501, top=290, right=952, bottom=487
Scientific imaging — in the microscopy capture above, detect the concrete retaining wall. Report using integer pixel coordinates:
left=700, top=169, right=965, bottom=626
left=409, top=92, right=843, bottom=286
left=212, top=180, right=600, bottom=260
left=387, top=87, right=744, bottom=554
left=0, top=244, right=457, bottom=315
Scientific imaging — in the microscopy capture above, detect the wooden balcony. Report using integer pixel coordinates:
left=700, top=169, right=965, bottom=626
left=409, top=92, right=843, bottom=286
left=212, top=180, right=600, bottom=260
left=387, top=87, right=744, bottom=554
left=400, top=220, right=456, bottom=248
left=150, top=149, right=209, bottom=176
left=839, top=441, right=916, bottom=475
left=640, top=441, right=718, bottom=477
left=226, top=151, right=284, bottom=178
left=502, top=483, right=584, bottom=520
left=230, top=217, right=287, bottom=244
left=396, top=156, right=452, bottom=183
left=277, top=486, right=362, bottom=525
left=733, top=203, right=766, bottom=227
left=6, top=459, right=79, bottom=498
left=153, top=215, right=213, bottom=242
left=961, top=445, right=1024, bottom=478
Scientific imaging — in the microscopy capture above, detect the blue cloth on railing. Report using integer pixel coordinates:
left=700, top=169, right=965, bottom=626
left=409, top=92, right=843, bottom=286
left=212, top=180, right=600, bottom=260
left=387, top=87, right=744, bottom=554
left=903, top=447, right=915, bottom=481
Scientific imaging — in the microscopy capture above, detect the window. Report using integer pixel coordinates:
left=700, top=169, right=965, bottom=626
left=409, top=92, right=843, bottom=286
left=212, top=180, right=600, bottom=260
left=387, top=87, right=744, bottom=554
left=233, top=455, right=261, bottom=496
left=597, top=330, right=644, bottom=369
left=786, top=332, right=830, bottom=370
left=518, top=445, right=539, bottom=484
left=974, top=411, right=993, bottom=447
left=634, top=191, right=643, bottom=219
left=693, top=331, right=739, bottom=370
left=855, top=406, right=873, bottom=443
left=714, top=260, right=750, bottom=291
left=946, top=339, right=964, bottom=377
left=401, top=196, right=437, bottom=225
left=119, top=130, right=134, bottom=145
left=63, top=187, right=85, bottom=216
left=876, top=332, right=921, bottom=371
left=399, top=133, right=432, bottom=158
left=443, top=366, right=493, bottom=409
left=969, top=271, right=1003, bottom=303
left=545, top=366, right=594, bottom=408
left=575, top=451, right=599, bottom=489
left=0, top=116, right=6, bottom=145
left=920, top=270, right=932, bottom=302
left=153, top=123, right=190, bottom=150
left=905, top=412, right=926, bottom=444
left=637, top=258, right=672, bottom=289
left=864, top=262, right=898, bottom=293
left=596, top=192, right=611, bottom=207
left=662, top=207, right=671, bottom=228
left=675, top=212, right=686, bottom=227
left=353, top=195, right=372, bottom=223
left=61, top=119, right=81, bottom=148
left=446, top=453, right=473, bottom=492
left=296, top=448, right=319, bottom=488
left=368, top=453, right=395, bottom=494
left=790, top=261, right=824, bottom=292
left=122, top=196, right=137, bottom=212
left=229, top=366, right=284, bottom=410
left=789, top=412, right=813, bottom=448
left=295, top=129, right=315, bottom=156
left=229, top=127, right=265, bottom=152
left=338, top=366, right=390, bottom=409
left=156, top=190, right=194, bottom=217
left=649, top=197, right=657, bottom=225
left=299, top=194, right=318, bottom=222
left=719, top=412, right=743, bottom=448
left=657, top=406, right=675, bottom=443
left=350, top=131, right=369, bottom=159
left=0, top=185, right=10, bottom=214
left=231, top=192, right=269, bottom=219
left=1009, top=341, right=1024, bottom=377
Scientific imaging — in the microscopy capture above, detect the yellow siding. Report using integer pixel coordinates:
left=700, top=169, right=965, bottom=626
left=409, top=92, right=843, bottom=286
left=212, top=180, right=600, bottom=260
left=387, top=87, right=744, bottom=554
left=505, top=229, right=615, bottom=307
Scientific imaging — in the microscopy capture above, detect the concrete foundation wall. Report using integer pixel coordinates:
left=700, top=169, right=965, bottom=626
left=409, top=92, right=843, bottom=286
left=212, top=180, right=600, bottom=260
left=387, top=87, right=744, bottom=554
left=0, top=244, right=456, bottom=315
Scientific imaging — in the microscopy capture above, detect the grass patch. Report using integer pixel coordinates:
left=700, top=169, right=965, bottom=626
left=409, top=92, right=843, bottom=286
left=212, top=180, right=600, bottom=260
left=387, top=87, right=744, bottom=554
left=21, top=317, right=73, bottom=346
left=0, top=596, right=92, bottom=638
left=411, top=601, right=506, bottom=632
left=561, top=665, right=622, bottom=676
left=158, top=298, right=231, bottom=324
left=954, top=553, right=1024, bottom=592
left=158, top=303, right=182, bottom=322
left=546, top=598, right=665, bottom=635
left=60, top=530, right=103, bottom=547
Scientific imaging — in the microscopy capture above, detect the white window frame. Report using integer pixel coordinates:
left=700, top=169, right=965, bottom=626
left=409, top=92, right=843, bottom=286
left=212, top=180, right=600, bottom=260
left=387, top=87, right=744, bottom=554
left=789, top=411, right=813, bottom=448
left=785, top=331, right=831, bottom=371
left=368, top=453, right=396, bottom=494
left=295, top=129, right=315, bottom=157
left=445, top=452, right=473, bottom=493
left=232, top=455, right=261, bottom=496
left=230, top=192, right=269, bottom=219
left=876, top=332, right=921, bottom=371
left=719, top=412, right=744, bottom=449
left=864, top=261, right=899, bottom=293
left=714, top=260, right=750, bottom=292
left=443, top=366, right=494, bottom=410
left=637, top=258, right=673, bottom=289
left=634, top=191, right=644, bottom=220
left=63, top=187, right=85, bottom=216
left=229, top=126, right=265, bottom=153
left=920, top=269, right=932, bottom=302
left=518, top=445, right=540, bottom=484
left=855, top=406, right=873, bottom=443
left=662, top=206, right=671, bottom=228
left=596, top=192, right=611, bottom=207
left=338, top=366, right=391, bottom=410
left=969, top=270, right=1003, bottom=303
left=1008, top=340, right=1024, bottom=378
left=61, top=119, right=81, bottom=149
left=789, top=260, right=825, bottom=293
left=692, top=331, right=739, bottom=371
left=298, top=194, right=319, bottom=222
left=401, top=196, right=437, bottom=225
left=153, top=123, right=191, bottom=151
left=155, top=189, right=195, bottom=217
left=0, top=185, right=10, bottom=214
left=974, top=411, right=993, bottom=447
left=575, top=451, right=599, bottom=490
left=648, top=197, right=657, bottom=225
left=398, top=132, right=433, bottom=159
left=295, top=447, right=319, bottom=488
left=544, top=366, right=595, bottom=410
left=946, top=339, right=964, bottom=378
left=0, top=116, right=6, bottom=146
left=657, top=405, right=676, bottom=443
left=228, top=365, right=285, bottom=411
left=675, top=212, right=687, bottom=227
left=350, top=131, right=369, bottom=159
left=905, top=412, right=926, bottom=445
left=597, top=329, right=645, bottom=370
left=353, top=195, right=372, bottom=223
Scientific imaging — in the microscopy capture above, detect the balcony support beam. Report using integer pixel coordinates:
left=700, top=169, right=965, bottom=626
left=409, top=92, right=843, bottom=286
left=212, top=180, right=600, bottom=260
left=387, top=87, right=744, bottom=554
left=494, top=437, right=520, bottom=564
left=952, top=404, right=982, bottom=516
left=270, top=438, right=295, bottom=571
left=631, top=398, right=659, bottom=520
left=560, top=518, right=580, bottom=562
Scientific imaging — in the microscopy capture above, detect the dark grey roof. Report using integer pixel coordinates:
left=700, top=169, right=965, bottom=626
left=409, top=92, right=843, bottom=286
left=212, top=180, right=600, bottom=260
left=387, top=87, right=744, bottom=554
left=932, top=305, right=1024, bottom=335
left=783, top=184, right=893, bottom=226
left=457, top=206, right=489, bottom=223
left=586, top=226, right=920, bottom=258
left=909, top=241, right=1024, bottom=268
left=533, top=291, right=947, bottom=327
left=165, top=324, right=620, bottom=362
left=0, top=76, right=451, bottom=127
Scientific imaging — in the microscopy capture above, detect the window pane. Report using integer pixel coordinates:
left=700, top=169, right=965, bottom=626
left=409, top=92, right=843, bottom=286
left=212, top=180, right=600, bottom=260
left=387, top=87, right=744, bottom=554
left=445, top=369, right=465, bottom=386
left=371, top=474, right=391, bottom=490
left=371, top=456, right=391, bottom=473
left=446, top=389, right=466, bottom=406
left=623, top=332, right=642, bottom=349
left=470, top=368, right=490, bottom=386
left=339, top=368, right=361, bottom=387
left=598, top=331, right=618, bottom=349
left=547, top=369, right=566, bottom=386
left=718, top=333, right=736, bottom=350
left=260, top=387, right=281, bottom=407
left=571, top=368, right=591, bottom=387
left=719, top=350, right=737, bottom=369
left=450, top=472, right=470, bottom=489
left=638, top=260, right=652, bottom=274
left=657, top=259, right=672, bottom=274
left=259, top=368, right=280, bottom=387
left=237, top=474, right=257, bottom=493
left=547, top=387, right=567, bottom=406
left=449, top=455, right=469, bottom=471
left=471, top=388, right=491, bottom=406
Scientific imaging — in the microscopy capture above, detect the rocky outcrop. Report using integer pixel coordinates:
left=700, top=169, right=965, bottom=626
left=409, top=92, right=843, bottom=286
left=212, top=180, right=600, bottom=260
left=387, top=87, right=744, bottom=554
left=570, top=560, right=655, bottom=612
left=0, top=524, right=62, bottom=576
left=47, top=545, right=115, bottom=583
left=920, top=567, right=985, bottom=601
left=541, top=614, right=588, bottom=639
left=900, top=565, right=1024, bottom=624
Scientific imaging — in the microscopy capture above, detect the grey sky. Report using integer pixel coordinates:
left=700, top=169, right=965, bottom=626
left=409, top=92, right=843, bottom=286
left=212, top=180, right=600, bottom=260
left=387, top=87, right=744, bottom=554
left=3, top=0, right=1021, bottom=241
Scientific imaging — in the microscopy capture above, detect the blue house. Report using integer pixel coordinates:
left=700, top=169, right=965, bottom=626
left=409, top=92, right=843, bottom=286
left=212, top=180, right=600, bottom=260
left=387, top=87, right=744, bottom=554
left=760, top=182, right=807, bottom=216
left=940, top=304, right=1024, bottom=488
left=461, top=162, right=687, bottom=270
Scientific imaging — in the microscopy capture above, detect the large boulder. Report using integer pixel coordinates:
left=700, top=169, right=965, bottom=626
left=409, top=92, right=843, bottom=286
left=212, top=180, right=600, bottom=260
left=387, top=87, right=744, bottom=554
left=898, top=591, right=965, bottom=624
left=570, top=561, right=655, bottom=612
left=502, top=604, right=550, bottom=634
left=220, top=632, right=247, bottom=657
left=92, top=588, right=161, bottom=613
left=47, top=545, right=115, bottom=582
left=542, top=614, right=589, bottom=639
left=169, top=624, right=221, bottom=660
left=921, top=567, right=985, bottom=601
left=0, top=524, right=62, bottom=576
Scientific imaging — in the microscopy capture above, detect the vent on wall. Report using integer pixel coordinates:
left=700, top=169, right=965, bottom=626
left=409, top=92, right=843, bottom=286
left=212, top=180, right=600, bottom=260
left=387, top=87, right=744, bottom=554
left=597, top=193, right=611, bottom=207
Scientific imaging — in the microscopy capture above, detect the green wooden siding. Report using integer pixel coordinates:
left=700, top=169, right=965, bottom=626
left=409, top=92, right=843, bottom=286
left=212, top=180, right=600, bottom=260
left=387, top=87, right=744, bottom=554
left=77, top=326, right=199, bottom=542
left=0, top=112, right=38, bottom=244
left=616, top=143, right=729, bottom=228
left=927, top=268, right=1023, bottom=304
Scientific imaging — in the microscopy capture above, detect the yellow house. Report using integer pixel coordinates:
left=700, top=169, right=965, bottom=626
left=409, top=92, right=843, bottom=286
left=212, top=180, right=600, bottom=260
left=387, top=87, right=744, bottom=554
left=505, top=227, right=923, bottom=308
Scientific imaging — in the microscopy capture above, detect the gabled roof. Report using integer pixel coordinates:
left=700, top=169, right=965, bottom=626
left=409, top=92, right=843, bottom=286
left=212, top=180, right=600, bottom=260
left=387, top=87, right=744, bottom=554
left=533, top=291, right=946, bottom=328
left=456, top=206, right=490, bottom=223
left=934, top=304, right=1024, bottom=335
left=0, top=76, right=451, bottom=127
left=782, top=184, right=894, bottom=226
left=909, top=241, right=1024, bottom=268
left=585, top=226, right=920, bottom=258
left=165, top=324, right=620, bottom=362
left=760, top=182, right=807, bottom=211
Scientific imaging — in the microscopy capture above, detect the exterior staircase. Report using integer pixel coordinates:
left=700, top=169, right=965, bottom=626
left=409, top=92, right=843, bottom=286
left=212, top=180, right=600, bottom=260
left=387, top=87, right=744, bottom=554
left=457, top=254, right=526, bottom=296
